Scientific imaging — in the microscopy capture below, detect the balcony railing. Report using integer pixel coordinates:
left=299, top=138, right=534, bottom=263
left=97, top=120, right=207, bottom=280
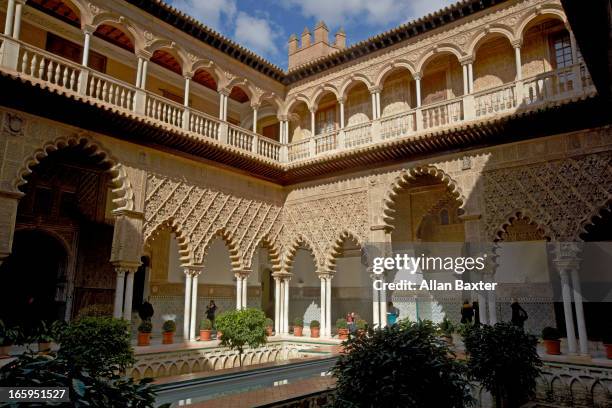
left=0, top=34, right=596, bottom=165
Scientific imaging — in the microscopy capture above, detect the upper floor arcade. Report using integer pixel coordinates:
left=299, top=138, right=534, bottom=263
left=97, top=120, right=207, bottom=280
left=0, top=0, right=598, bottom=177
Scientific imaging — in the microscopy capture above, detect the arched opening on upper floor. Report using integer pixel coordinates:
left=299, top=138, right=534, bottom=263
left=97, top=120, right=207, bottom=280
left=345, top=81, right=372, bottom=127
left=473, top=34, right=516, bottom=93
left=0, top=141, right=118, bottom=332
left=313, top=90, right=339, bottom=135
left=189, top=67, right=220, bottom=118
left=28, top=0, right=81, bottom=28
left=255, top=100, right=280, bottom=141
left=151, top=49, right=182, bottom=76
left=287, top=99, right=311, bottom=144
left=94, top=23, right=135, bottom=53
left=420, top=52, right=463, bottom=106
left=193, top=68, right=218, bottom=92
left=380, top=67, right=415, bottom=117
left=226, top=85, right=251, bottom=126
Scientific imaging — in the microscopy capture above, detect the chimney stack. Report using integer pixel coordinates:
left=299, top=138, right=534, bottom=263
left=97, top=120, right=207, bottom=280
left=301, top=27, right=311, bottom=48
left=335, top=27, right=346, bottom=49
left=288, top=34, right=298, bottom=55
left=314, top=21, right=329, bottom=44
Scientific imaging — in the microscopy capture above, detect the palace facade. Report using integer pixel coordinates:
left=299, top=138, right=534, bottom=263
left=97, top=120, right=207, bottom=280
left=0, top=0, right=610, bottom=361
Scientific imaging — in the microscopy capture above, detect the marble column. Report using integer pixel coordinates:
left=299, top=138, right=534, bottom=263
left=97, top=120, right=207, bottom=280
left=415, top=74, right=422, bottom=107
left=113, top=269, right=126, bottom=319
left=320, top=275, right=327, bottom=337
left=123, top=270, right=135, bottom=321
left=189, top=270, right=201, bottom=341
left=236, top=274, right=243, bottom=309
left=570, top=269, right=588, bottom=355
left=338, top=99, right=345, bottom=129
left=274, top=277, right=281, bottom=334
left=559, top=269, right=577, bottom=353
left=183, top=270, right=193, bottom=339
left=513, top=42, right=522, bottom=80
left=12, top=0, right=23, bottom=39
left=326, top=275, right=332, bottom=337
left=283, top=277, right=290, bottom=334
left=4, top=0, right=15, bottom=37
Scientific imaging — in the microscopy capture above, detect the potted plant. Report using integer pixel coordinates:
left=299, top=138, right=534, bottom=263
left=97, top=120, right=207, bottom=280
left=0, top=320, right=20, bottom=358
left=542, top=327, right=561, bottom=355
left=137, top=320, right=152, bottom=346
left=310, top=320, right=320, bottom=338
left=33, top=321, right=55, bottom=353
left=265, top=318, right=274, bottom=336
left=438, top=317, right=455, bottom=345
left=293, top=317, right=304, bottom=337
left=162, top=320, right=176, bottom=344
left=356, top=319, right=367, bottom=336
left=602, top=328, right=612, bottom=359
left=200, top=318, right=213, bottom=341
left=336, top=318, right=349, bottom=340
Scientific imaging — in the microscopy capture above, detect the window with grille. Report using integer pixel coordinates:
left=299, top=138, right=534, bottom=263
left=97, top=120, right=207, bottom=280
left=316, top=107, right=336, bottom=135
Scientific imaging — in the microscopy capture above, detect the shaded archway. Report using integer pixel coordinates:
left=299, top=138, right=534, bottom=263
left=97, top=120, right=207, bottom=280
left=420, top=52, right=463, bottom=106
left=473, top=34, right=516, bottom=92
left=226, top=86, right=251, bottom=127
left=287, top=244, right=318, bottom=334
left=287, top=99, right=311, bottom=145
left=28, top=0, right=81, bottom=27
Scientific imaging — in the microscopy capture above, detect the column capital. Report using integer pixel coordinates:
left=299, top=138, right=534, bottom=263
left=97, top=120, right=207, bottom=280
left=511, top=39, right=523, bottom=49
left=369, top=86, right=382, bottom=94
left=218, top=87, right=231, bottom=96
left=183, top=265, right=204, bottom=277
left=112, top=261, right=140, bottom=274
left=337, top=97, right=345, bottom=104
left=0, top=189, right=24, bottom=200
left=135, top=50, right=152, bottom=60
left=459, top=56, right=474, bottom=66
left=250, top=102, right=261, bottom=110
left=317, top=270, right=334, bottom=279
left=277, top=114, right=288, bottom=122
left=82, top=24, right=96, bottom=35
left=111, top=209, right=145, bottom=219
left=234, top=270, right=251, bottom=279
left=272, top=271, right=292, bottom=281
left=413, top=72, right=423, bottom=80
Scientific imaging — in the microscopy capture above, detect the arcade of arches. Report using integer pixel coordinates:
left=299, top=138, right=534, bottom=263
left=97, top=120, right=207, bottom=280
left=0, top=109, right=610, bottom=359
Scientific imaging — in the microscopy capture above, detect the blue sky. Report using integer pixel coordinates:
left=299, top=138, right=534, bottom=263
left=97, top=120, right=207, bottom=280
left=168, top=0, right=456, bottom=69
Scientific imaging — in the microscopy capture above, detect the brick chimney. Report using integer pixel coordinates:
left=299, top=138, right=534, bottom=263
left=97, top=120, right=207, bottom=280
left=288, top=22, right=347, bottom=70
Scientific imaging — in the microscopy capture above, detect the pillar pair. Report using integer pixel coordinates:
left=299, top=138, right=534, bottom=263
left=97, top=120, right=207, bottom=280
left=553, top=244, right=588, bottom=355
left=235, top=271, right=249, bottom=309
left=273, top=274, right=290, bottom=335
left=183, top=266, right=203, bottom=341
left=113, top=263, right=141, bottom=321
left=319, top=273, right=333, bottom=338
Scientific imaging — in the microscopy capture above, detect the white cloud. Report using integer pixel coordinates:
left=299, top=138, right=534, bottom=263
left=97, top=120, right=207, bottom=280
left=281, top=0, right=454, bottom=28
left=234, top=12, right=282, bottom=57
left=170, top=0, right=237, bottom=31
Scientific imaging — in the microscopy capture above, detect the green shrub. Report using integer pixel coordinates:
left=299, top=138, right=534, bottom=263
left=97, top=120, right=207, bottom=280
left=293, top=317, right=304, bottom=327
left=200, top=319, right=212, bottom=330
left=58, top=317, right=134, bottom=377
left=138, top=320, right=152, bottom=333
left=336, top=318, right=348, bottom=329
left=310, top=320, right=320, bottom=328
left=541, top=326, right=561, bottom=340
left=77, top=304, right=114, bottom=318
left=356, top=319, right=367, bottom=331
left=332, top=321, right=472, bottom=408
left=438, top=317, right=455, bottom=337
left=31, top=321, right=65, bottom=343
left=162, top=320, right=176, bottom=333
left=464, top=322, right=542, bottom=408
left=0, top=320, right=22, bottom=346
left=265, top=318, right=274, bottom=327
left=216, top=309, right=267, bottom=366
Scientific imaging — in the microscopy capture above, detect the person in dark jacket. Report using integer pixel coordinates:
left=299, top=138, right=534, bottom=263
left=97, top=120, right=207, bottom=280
left=460, top=300, right=474, bottom=324
left=139, top=298, right=154, bottom=322
left=206, top=300, right=217, bottom=328
left=472, top=300, right=480, bottom=326
left=510, top=298, right=528, bottom=329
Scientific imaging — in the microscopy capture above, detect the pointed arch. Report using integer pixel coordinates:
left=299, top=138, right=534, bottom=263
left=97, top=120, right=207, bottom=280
left=325, top=230, right=364, bottom=272
left=577, top=197, right=611, bottom=241
left=247, top=234, right=282, bottom=272
left=200, top=228, right=244, bottom=271
left=15, top=133, right=134, bottom=212
left=494, top=210, right=553, bottom=242
left=382, top=166, right=465, bottom=230
left=143, top=218, right=194, bottom=266
left=283, top=234, right=321, bottom=273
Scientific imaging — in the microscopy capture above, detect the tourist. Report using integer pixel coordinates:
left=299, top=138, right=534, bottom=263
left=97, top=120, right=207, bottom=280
left=206, top=300, right=217, bottom=328
left=347, top=312, right=356, bottom=333
left=138, top=298, right=154, bottom=322
left=472, top=300, right=480, bottom=326
left=460, top=300, right=474, bottom=324
left=387, top=302, right=400, bottom=326
left=510, top=298, right=528, bottom=329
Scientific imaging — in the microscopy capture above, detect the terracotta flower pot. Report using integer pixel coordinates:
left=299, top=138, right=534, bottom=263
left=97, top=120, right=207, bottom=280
left=544, top=339, right=561, bottom=355
left=216, top=330, right=222, bottom=340
left=605, top=344, right=612, bottom=359
left=266, top=326, right=273, bottom=336
left=137, top=332, right=151, bottom=346
left=294, top=326, right=303, bottom=337
left=38, top=342, right=52, bottom=353
left=162, top=331, right=174, bottom=344
left=338, top=328, right=349, bottom=340
left=200, top=329, right=212, bottom=341
left=311, top=327, right=320, bottom=338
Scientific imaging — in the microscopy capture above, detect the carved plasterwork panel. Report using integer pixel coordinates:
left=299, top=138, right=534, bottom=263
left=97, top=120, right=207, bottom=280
left=484, top=152, right=612, bottom=241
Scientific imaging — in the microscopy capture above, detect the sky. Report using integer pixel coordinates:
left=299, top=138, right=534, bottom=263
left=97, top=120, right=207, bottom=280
left=167, top=0, right=457, bottom=69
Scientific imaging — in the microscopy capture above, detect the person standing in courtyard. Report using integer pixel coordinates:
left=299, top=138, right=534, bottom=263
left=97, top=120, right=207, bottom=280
left=460, top=300, right=474, bottom=324
left=206, top=300, right=217, bottom=328
left=511, top=298, right=528, bottom=329
left=472, top=300, right=480, bottom=326
left=387, top=302, right=400, bottom=326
